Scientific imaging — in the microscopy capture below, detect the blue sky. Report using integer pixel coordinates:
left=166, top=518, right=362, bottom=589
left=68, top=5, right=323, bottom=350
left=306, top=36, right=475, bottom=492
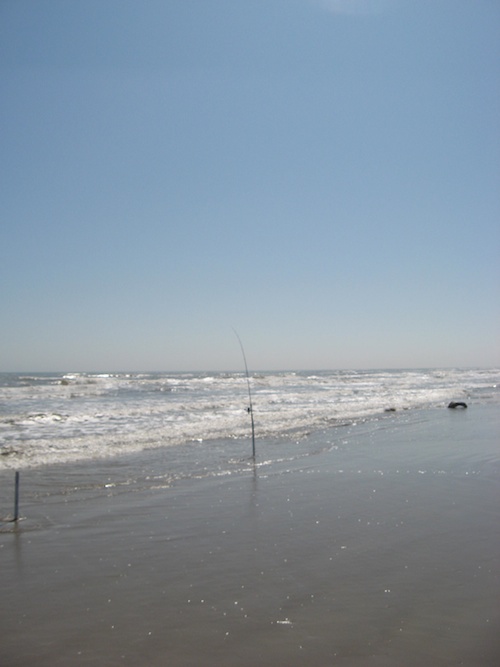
left=1, top=0, right=499, bottom=371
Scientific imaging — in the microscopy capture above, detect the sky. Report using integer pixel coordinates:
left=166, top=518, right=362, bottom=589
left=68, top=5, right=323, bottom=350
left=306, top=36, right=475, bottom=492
left=1, top=0, right=499, bottom=372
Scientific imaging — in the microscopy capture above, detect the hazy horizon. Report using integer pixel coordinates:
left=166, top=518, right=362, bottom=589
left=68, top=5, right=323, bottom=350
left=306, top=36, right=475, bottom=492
left=2, top=365, right=497, bottom=375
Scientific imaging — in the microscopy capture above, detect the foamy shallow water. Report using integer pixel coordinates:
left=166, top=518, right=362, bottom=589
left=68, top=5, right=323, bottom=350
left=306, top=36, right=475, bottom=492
left=0, top=368, right=498, bottom=468
left=1, top=403, right=499, bottom=666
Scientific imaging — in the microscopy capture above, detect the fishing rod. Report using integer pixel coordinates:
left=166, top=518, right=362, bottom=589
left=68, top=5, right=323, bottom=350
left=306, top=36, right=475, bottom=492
left=233, top=329, right=256, bottom=458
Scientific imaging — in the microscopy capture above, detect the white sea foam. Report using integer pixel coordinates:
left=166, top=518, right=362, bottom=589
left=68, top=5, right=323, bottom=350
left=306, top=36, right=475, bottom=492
left=0, top=368, right=498, bottom=469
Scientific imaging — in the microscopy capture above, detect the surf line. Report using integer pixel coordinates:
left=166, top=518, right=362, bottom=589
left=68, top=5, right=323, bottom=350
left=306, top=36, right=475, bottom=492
left=233, top=329, right=256, bottom=458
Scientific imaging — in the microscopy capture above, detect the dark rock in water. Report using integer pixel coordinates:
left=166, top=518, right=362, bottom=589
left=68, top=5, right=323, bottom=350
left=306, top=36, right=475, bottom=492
left=384, top=407, right=396, bottom=412
left=448, top=401, right=467, bottom=409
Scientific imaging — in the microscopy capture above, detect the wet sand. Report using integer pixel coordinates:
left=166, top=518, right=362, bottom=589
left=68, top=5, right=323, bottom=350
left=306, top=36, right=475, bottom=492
left=1, top=405, right=499, bottom=666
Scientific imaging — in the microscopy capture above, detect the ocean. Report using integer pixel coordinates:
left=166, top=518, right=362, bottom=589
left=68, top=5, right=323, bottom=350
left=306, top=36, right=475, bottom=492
left=1, top=367, right=499, bottom=665
left=0, top=367, right=498, bottom=473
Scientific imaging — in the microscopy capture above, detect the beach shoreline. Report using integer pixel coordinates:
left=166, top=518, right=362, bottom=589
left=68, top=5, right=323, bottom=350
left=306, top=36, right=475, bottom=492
left=1, top=405, right=499, bottom=666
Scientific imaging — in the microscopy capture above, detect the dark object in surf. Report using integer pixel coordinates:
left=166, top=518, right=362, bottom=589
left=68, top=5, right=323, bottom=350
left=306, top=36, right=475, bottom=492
left=448, top=401, right=467, bottom=409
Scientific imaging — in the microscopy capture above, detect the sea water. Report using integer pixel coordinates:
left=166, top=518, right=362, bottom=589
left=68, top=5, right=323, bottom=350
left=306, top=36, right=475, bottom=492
left=0, top=393, right=499, bottom=666
left=0, top=368, right=498, bottom=473
left=1, top=370, right=499, bottom=665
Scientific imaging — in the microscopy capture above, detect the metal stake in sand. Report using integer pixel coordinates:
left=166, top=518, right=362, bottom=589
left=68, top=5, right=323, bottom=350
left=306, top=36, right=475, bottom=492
left=14, top=471, right=20, bottom=522
left=233, top=330, right=256, bottom=458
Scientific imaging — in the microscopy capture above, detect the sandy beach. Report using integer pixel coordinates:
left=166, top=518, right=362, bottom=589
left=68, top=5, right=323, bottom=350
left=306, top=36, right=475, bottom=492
left=1, top=404, right=499, bottom=666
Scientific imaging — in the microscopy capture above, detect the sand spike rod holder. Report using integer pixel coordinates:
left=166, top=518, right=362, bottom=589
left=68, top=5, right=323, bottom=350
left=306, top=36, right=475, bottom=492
left=14, top=471, right=20, bottom=521
left=233, top=330, right=256, bottom=458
